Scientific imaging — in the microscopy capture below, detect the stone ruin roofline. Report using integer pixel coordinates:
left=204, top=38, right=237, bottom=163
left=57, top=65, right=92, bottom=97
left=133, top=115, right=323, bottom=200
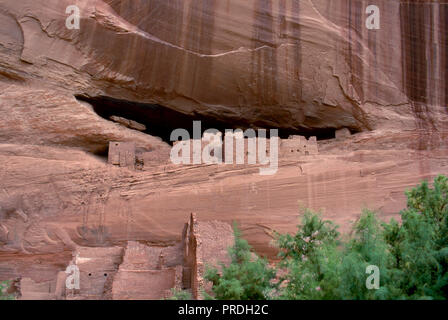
left=173, top=134, right=319, bottom=154
left=107, top=134, right=319, bottom=170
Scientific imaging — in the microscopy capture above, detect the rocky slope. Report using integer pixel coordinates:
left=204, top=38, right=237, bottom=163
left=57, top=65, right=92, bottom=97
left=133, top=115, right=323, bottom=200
left=0, top=0, right=447, bottom=299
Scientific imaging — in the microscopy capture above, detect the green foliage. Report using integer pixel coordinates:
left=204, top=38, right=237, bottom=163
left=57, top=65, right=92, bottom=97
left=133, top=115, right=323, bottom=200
left=382, top=175, right=448, bottom=299
left=275, top=210, right=342, bottom=299
left=276, top=175, right=448, bottom=300
left=207, top=175, right=448, bottom=300
left=336, top=210, right=396, bottom=299
left=204, top=223, right=276, bottom=300
left=166, top=288, right=192, bottom=300
left=0, top=281, right=15, bottom=300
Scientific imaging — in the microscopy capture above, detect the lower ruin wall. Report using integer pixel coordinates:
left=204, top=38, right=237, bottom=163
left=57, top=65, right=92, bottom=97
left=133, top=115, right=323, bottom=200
left=17, top=214, right=233, bottom=300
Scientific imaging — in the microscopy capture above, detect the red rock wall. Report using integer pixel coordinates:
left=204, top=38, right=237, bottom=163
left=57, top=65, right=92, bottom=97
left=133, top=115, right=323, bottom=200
left=1, top=0, right=447, bottom=133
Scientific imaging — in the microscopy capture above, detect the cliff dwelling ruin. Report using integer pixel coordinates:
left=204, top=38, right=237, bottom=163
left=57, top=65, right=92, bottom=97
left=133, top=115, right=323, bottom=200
left=108, top=134, right=319, bottom=170
left=108, top=142, right=136, bottom=169
left=17, top=214, right=233, bottom=300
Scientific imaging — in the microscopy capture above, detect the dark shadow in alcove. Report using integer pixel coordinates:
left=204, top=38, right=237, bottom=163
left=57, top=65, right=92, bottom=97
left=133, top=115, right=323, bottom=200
left=75, top=95, right=339, bottom=143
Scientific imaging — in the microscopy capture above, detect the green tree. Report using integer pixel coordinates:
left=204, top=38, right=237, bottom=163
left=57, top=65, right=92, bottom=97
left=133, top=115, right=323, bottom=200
left=336, top=210, right=396, bottom=299
left=275, top=210, right=342, bottom=299
left=0, top=281, right=15, bottom=300
left=204, top=223, right=276, bottom=300
left=383, top=175, right=448, bottom=299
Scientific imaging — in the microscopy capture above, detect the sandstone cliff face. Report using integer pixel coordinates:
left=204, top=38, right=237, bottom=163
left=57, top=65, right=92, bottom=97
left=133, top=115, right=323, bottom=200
left=1, top=0, right=447, bottom=135
left=0, top=0, right=447, bottom=299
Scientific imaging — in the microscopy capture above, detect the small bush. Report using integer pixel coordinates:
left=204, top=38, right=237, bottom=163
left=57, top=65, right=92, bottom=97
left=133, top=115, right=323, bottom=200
left=0, top=281, right=15, bottom=300
left=204, top=223, right=276, bottom=300
left=166, top=288, right=192, bottom=300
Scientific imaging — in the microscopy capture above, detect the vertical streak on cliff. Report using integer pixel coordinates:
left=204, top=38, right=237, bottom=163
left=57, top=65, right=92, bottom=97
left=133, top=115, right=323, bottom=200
left=150, top=0, right=185, bottom=93
left=354, top=0, right=364, bottom=102
left=185, top=0, right=216, bottom=101
left=342, top=0, right=372, bottom=130
left=101, top=0, right=186, bottom=92
left=400, top=1, right=435, bottom=132
left=441, top=4, right=448, bottom=110
left=167, top=0, right=186, bottom=95
left=139, top=0, right=185, bottom=45
left=366, top=0, right=378, bottom=100
left=400, top=1, right=434, bottom=177
left=279, top=0, right=287, bottom=38
left=428, top=3, right=436, bottom=107
left=291, top=0, right=302, bottom=105
left=278, top=0, right=301, bottom=105
left=251, top=0, right=277, bottom=106
left=346, top=0, right=364, bottom=102
left=278, top=0, right=287, bottom=102
left=347, top=0, right=353, bottom=97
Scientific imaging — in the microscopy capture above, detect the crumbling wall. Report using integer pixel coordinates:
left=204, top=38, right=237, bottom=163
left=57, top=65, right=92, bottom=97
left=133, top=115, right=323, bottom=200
left=112, top=242, right=182, bottom=300
left=173, top=137, right=223, bottom=164
left=108, top=142, right=136, bottom=169
left=172, top=134, right=318, bottom=166
left=136, top=150, right=171, bottom=169
left=280, top=135, right=318, bottom=157
left=16, top=213, right=234, bottom=300
left=222, top=137, right=267, bottom=165
left=183, top=213, right=234, bottom=299
left=109, top=141, right=170, bottom=170
left=60, top=242, right=183, bottom=300
left=65, top=246, right=124, bottom=300
left=182, top=213, right=198, bottom=297
left=19, top=278, right=59, bottom=300
left=173, top=137, right=272, bottom=165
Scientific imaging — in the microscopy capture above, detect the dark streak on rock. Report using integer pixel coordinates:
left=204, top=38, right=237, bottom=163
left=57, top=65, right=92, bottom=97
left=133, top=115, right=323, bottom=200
left=252, top=0, right=277, bottom=106
left=400, top=1, right=436, bottom=132
left=441, top=4, right=448, bottom=109
left=351, top=0, right=365, bottom=102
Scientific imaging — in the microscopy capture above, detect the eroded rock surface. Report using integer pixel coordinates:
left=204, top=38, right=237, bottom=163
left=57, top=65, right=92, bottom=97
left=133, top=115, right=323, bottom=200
left=0, top=0, right=447, bottom=132
left=0, top=0, right=448, bottom=299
